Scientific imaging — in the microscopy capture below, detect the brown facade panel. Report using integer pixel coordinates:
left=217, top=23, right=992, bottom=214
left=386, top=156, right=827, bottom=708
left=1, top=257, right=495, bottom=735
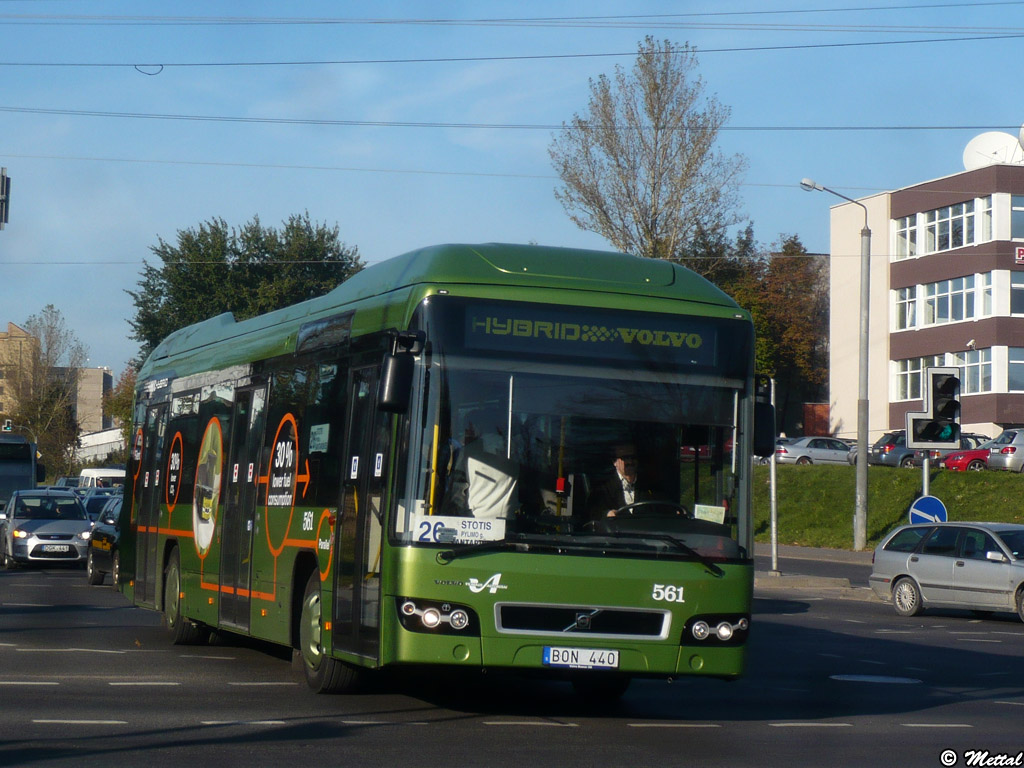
left=889, top=317, right=1024, bottom=360
left=890, top=165, right=1024, bottom=220
left=889, top=244, right=1005, bottom=289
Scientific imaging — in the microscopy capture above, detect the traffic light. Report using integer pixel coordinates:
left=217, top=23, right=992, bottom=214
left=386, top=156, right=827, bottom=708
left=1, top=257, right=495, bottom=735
left=2, top=419, right=11, bottom=432
left=907, top=367, right=961, bottom=449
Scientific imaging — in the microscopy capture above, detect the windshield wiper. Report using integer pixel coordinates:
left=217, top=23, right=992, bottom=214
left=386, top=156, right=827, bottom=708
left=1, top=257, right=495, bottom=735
left=603, top=531, right=725, bottom=577
left=436, top=538, right=531, bottom=563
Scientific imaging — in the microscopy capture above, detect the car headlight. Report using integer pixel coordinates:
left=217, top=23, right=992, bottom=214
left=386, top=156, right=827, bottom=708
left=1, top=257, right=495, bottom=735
left=79, top=530, right=91, bottom=541
left=12, top=529, right=29, bottom=539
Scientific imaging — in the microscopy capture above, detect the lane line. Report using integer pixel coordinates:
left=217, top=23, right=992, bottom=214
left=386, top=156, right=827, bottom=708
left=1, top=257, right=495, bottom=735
left=483, top=721, right=578, bottom=727
left=34, top=719, right=128, bottom=725
left=901, top=723, right=972, bottom=728
left=770, top=723, right=853, bottom=728
left=629, top=723, right=721, bottom=728
left=108, top=681, right=180, bottom=686
left=0, top=681, right=59, bottom=686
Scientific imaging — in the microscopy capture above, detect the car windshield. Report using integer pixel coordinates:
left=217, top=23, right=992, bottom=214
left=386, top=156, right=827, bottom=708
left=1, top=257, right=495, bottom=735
left=997, top=530, right=1024, bottom=558
left=14, top=496, right=87, bottom=520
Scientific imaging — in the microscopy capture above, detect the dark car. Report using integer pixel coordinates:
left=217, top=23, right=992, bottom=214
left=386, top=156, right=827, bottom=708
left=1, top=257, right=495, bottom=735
left=80, top=487, right=119, bottom=522
left=868, top=430, right=916, bottom=468
left=0, top=489, right=92, bottom=568
left=870, top=522, right=1024, bottom=621
left=910, top=433, right=991, bottom=468
left=86, top=495, right=121, bottom=586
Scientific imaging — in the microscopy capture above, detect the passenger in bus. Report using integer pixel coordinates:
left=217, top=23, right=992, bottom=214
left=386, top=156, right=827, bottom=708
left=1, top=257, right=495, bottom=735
left=587, top=443, right=658, bottom=520
left=442, top=406, right=520, bottom=519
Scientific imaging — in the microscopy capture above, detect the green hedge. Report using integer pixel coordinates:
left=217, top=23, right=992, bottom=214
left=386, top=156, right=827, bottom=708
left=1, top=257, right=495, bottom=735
left=752, top=464, right=1024, bottom=550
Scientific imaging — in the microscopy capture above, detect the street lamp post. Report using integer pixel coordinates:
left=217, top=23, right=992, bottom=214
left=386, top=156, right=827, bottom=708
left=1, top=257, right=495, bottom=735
left=801, top=178, right=871, bottom=551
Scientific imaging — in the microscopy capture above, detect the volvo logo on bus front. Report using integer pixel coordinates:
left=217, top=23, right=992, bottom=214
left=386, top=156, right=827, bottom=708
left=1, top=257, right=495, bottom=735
left=575, top=613, right=592, bottom=630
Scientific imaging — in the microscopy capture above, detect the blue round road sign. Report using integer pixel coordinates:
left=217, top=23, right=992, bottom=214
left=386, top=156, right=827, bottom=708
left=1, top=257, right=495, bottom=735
left=909, top=495, right=948, bottom=524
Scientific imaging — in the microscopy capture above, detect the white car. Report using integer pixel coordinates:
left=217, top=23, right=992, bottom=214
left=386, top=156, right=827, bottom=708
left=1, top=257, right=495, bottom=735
left=774, top=436, right=852, bottom=465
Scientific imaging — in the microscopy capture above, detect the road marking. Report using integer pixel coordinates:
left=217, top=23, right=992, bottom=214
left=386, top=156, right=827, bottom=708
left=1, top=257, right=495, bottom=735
left=181, top=654, right=236, bottom=660
left=109, top=681, right=180, bottom=686
left=18, top=648, right=126, bottom=654
left=629, top=723, right=721, bottom=728
left=0, top=681, right=59, bottom=686
left=830, top=675, right=922, bottom=684
left=202, top=720, right=286, bottom=726
left=902, top=723, right=972, bottom=728
left=995, top=701, right=1024, bottom=706
left=955, top=638, right=1001, bottom=643
left=483, top=721, right=578, bottom=727
left=770, top=723, right=853, bottom=727
left=227, top=682, right=298, bottom=686
left=34, top=719, right=128, bottom=725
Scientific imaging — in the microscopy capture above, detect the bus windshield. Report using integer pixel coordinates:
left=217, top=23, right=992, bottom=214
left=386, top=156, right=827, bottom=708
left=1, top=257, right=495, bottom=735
left=394, top=301, right=755, bottom=563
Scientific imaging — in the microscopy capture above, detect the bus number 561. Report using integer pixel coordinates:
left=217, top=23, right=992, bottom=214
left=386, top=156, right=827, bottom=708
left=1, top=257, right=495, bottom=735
left=651, top=584, right=685, bottom=603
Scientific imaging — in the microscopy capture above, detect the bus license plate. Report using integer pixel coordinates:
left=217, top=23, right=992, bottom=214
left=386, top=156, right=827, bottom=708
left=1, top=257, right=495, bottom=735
left=42, top=544, right=70, bottom=553
left=542, top=646, right=619, bottom=670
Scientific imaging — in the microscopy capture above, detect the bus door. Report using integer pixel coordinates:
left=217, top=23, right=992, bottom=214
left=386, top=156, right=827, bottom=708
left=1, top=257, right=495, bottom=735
left=333, top=365, right=390, bottom=662
left=219, top=385, right=267, bottom=631
left=136, top=404, right=167, bottom=607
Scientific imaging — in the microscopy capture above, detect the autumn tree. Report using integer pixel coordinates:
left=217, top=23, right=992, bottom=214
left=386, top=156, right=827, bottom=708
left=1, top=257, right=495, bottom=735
left=103, top=366, right=137, bottom=462
left=726, top=235, right=829, bottom=431
left=6, top=305, right=88, bottom=477
left=549, top=36, right=747, bottom=268
left=128, top=212, right=364, bottom=362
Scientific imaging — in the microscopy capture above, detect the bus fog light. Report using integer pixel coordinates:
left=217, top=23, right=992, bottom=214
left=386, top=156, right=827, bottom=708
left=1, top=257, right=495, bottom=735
left=716, top=622, right=734, bottom=641
left=449, top=609, right=469, bottom=630
left=421, top=608, right=442, bottom=628
left=692, top=621, right=710, bottom=641
left=400, top=601, right=417, bottom=616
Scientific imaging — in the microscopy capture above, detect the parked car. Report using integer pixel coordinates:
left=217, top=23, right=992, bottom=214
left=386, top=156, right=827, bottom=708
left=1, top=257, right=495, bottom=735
left=941, top=440, right=996, bottom=471
left=868, top=430, right=916, bottom=468
left=0, top=489, right=91, bottom=569
left=910, top=433, right=991, bottom=468
left=870, top=522, right=1024, bottom=621
left=987, top=428, right=1024, bottom=473
left=774, top=436, right=852, bottom=465
left=86, top=495, right=121, bottom=586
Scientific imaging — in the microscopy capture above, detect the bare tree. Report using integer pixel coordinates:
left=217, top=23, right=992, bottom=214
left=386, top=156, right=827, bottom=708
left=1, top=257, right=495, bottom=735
left=549, top=37, right=748, bottom=266
left=8, top=305, right=89, bottom=477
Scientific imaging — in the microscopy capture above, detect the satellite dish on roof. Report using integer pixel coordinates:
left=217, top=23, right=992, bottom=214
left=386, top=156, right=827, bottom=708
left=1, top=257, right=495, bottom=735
left=963, top=131, right=1024, bottom=170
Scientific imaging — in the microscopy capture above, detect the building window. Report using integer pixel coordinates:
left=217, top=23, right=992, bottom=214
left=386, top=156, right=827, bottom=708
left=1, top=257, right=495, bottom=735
left=923, top=276, right=975, bottom=325
left=980, top=195, right=993, bottom=241
left=1012, top=273, right=1024, bottom=315
left=1012, top=196, right=1024, bottom=239
left=950, top=348, right=992, bottom=394
left=895, top=355, right=945, bottom=400
left=1009, top=348, right=1024, bottom=392
left=895, top=215, right=917, bottom=260
left=895, top=287, right=917, bottom=330
left=925, top=202, right=975, bottom=253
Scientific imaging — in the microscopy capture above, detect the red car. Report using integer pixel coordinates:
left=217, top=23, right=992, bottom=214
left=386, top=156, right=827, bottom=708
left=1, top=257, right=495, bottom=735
left=941, top=444, right=992, bottom=471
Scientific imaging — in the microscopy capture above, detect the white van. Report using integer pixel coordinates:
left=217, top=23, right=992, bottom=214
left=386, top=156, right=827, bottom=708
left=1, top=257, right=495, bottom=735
left=78, top=467, right=126, bottom=489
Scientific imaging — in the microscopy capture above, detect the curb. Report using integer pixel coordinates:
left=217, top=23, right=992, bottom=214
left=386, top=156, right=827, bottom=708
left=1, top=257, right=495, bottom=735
left=754, top=573, right=882, bottom=603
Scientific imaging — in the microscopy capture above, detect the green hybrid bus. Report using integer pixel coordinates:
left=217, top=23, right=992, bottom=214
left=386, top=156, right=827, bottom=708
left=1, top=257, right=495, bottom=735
left=122, top=242, right=773, bottom=697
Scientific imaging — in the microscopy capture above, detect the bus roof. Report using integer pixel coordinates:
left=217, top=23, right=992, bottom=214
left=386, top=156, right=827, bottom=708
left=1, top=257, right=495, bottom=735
left=139, top=243, right=742, bottom=381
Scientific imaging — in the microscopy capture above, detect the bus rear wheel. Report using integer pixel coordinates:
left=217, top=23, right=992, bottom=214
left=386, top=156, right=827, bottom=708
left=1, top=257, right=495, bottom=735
left=163, top=547, right=206, bottom=644
left=298, top=570, right=360, bottom=694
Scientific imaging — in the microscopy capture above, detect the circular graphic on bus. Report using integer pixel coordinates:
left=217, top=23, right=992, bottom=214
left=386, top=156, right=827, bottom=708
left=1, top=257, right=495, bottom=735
left=192, top=418, right=223, bottom=557
left=265, top=413, right=298, bottom=558
left=166, top=432, right=183, bottom=512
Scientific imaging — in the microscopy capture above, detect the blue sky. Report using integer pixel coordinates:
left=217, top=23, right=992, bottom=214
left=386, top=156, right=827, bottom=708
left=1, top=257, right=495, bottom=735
left=2, top=1, right=1024, bottom=375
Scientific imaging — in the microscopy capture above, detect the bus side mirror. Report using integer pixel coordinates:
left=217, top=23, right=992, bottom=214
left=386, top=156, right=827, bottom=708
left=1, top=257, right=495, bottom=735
left=753, top=402, right=776, bottom=458
left=378, top=330, right=425, bottom=414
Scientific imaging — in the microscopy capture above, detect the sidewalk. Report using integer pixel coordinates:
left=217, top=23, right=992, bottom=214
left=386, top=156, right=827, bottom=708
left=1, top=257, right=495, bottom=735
left=752, top=542, right=881, bottom=602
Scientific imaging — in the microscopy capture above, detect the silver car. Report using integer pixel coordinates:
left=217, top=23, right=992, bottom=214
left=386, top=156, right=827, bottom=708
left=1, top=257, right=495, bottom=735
left=870, top=522, right=1024, bottom=621
left=0, top=489, right=92, bottom=568
left=987, top=429, right=1024, bottom=472
left=774, top=436, right=852, bottom=465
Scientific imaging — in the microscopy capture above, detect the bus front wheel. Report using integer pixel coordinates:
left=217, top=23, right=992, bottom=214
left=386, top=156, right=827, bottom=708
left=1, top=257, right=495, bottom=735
left=163, top=547, right=206, bottom=644
left=298, top=570, right=360, bottom=694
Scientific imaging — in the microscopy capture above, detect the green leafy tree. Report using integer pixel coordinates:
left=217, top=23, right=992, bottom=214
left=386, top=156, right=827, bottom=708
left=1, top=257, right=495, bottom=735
left=128, top=213, right=364, bottom=362
left=549, top=36, right=747, bottom=267
left=103, top=367, right=137, bottom=461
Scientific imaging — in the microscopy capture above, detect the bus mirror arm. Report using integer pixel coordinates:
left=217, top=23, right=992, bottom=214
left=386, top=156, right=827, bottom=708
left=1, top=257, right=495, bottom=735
left=378, top=330, right=426, bottom=414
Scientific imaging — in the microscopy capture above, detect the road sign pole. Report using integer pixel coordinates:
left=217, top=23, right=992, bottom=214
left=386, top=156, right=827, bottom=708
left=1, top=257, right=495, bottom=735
left=922, top=456, right=929, bottom=497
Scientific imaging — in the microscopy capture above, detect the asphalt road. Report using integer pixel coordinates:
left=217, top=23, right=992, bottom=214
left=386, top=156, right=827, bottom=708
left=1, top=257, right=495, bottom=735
left=1, top=557, right=1023, bottom=768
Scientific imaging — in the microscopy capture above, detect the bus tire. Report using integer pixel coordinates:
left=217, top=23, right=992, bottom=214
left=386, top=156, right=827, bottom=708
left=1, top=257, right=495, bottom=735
left=298, top=570, right=359, bottom=694
left=86, top=550, right=105, bottom=585
left=163, top=547, right=205, bottom=644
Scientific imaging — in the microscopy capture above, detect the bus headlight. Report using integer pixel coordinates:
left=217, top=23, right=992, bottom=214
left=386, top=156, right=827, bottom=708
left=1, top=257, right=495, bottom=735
left=682, top=614, right=750, bottom=646
left=396, top=598, right=480, bottom=636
